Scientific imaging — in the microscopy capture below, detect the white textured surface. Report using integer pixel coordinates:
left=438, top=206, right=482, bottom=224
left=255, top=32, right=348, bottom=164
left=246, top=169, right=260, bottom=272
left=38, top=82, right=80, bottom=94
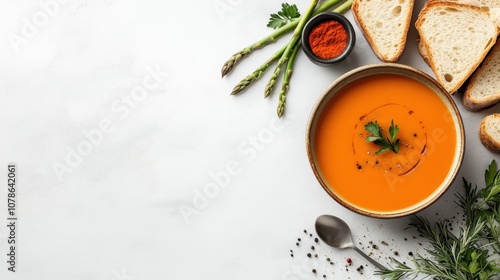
left=0, top=1, right=498, bottom=279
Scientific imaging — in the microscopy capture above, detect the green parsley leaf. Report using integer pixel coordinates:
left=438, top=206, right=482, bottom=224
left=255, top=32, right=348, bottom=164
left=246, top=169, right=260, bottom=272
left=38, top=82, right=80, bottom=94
left=389, top=119, right=399, bottom=142
left=364, top=120, right=400, bottom=155
left=393, top=139, right=400, bottom=153
left=365, top=121, right=382, bottom=138
left=267, top=3, right=301, bottom=30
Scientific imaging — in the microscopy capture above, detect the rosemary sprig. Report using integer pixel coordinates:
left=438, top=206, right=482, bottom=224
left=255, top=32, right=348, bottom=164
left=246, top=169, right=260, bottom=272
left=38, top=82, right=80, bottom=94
left=377, top=160, right=500, bottom=280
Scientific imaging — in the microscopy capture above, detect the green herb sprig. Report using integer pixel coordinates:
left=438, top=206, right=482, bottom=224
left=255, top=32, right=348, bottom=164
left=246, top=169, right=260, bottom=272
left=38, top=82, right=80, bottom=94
left=267, top=3, right=301, bottom=30
left=377, top=160, right=500, bottom=280
left=365, top=120, right=400, bottom=154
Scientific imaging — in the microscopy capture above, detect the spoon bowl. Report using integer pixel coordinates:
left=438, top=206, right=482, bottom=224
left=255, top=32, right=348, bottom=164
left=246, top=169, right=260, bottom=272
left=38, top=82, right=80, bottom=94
left=315, top=214, right=387, bottom=270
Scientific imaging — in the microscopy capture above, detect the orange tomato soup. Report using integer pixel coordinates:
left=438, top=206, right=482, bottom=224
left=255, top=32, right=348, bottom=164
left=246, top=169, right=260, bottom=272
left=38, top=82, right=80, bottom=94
left=314, top=74, right=457, bottom=213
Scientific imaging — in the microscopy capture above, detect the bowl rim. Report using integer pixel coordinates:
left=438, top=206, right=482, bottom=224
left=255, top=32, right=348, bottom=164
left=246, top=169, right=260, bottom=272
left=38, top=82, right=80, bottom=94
left=301, top=12, right=356, bottom=66
left=305, top=63, right=466, bottom=218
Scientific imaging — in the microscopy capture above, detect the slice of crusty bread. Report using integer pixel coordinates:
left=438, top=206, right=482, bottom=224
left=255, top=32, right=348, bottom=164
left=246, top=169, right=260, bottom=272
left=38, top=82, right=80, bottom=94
left=427, top=0, right=500, bottom=28
left=463, top=42, right=500, bottom=111
left=416, top=1, right=498, bottom=94
left=456, top=0, right=500, bottom=28
left=479, top=113, right=500, bottom=153
left=352, top=0, right=415, bottom=62
left=418, top=0, right=500, bottom=65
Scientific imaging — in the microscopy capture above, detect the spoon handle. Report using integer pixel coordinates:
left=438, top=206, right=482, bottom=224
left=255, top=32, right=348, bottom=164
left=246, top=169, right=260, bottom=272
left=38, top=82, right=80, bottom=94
left=353, top=246, right=387, bottom=271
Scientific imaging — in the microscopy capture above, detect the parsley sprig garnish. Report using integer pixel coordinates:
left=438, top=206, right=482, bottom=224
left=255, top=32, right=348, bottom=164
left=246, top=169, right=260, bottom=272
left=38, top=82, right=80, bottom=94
left=377, top=160, right=500, bottom=280
left=365, top=120, right=400, bottom=154
left=267, top=3, right=301, bottom=30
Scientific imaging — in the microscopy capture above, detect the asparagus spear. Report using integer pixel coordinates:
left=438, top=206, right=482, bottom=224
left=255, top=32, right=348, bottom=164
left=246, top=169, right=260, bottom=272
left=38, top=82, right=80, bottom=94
left=227, top=1, right=353, bottom=96
left=334, top=0, right=353, bottom=15
left=275, top=0, right=352, bottom=117
left=277, top=40, right=300, bottom=117
left=231, top=44, right=286, bottom=95
left=226, top=0, right=353, bottom=117
left=265, top=0, right=318, bottom=98
left=221, top=25, right=294, bottom=78
left=221, top=0, right=345, bottom=77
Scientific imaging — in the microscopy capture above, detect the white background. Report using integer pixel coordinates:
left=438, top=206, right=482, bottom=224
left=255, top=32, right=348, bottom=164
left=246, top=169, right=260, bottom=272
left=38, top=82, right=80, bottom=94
left=0, top=0, right=499, bottom=279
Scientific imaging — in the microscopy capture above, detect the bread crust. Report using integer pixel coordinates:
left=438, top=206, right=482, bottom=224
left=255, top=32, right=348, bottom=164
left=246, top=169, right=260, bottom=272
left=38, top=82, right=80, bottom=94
left=352, top=0, right=414, bottom=62
left=463, top=42, right=500, bottom=111
left=425, top=0, right=500, bottom=30
left=463, top=92, right=500, bottom=111
left=479, top=113, right=500, bottom=153
left=416, top=1, right=498, bottom=94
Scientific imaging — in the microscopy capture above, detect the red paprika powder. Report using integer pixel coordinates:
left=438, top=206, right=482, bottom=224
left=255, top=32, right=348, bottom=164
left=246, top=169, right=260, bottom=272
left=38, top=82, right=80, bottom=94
left=308, top=20, right=348, bottom=59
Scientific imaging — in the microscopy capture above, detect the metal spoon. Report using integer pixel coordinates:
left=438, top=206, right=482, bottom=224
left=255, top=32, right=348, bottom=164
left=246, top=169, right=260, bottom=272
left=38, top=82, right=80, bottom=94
left=315, top=214, right=387, bottom=270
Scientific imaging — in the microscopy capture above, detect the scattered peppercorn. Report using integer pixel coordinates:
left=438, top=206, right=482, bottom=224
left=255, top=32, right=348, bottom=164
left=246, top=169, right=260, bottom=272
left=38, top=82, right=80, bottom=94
left=289, top=228, right=420, bottom=277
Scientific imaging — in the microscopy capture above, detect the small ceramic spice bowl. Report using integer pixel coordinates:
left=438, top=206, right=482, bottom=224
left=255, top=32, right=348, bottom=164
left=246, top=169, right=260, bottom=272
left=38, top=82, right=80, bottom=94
left=301, top=12, right=356, bottom=66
